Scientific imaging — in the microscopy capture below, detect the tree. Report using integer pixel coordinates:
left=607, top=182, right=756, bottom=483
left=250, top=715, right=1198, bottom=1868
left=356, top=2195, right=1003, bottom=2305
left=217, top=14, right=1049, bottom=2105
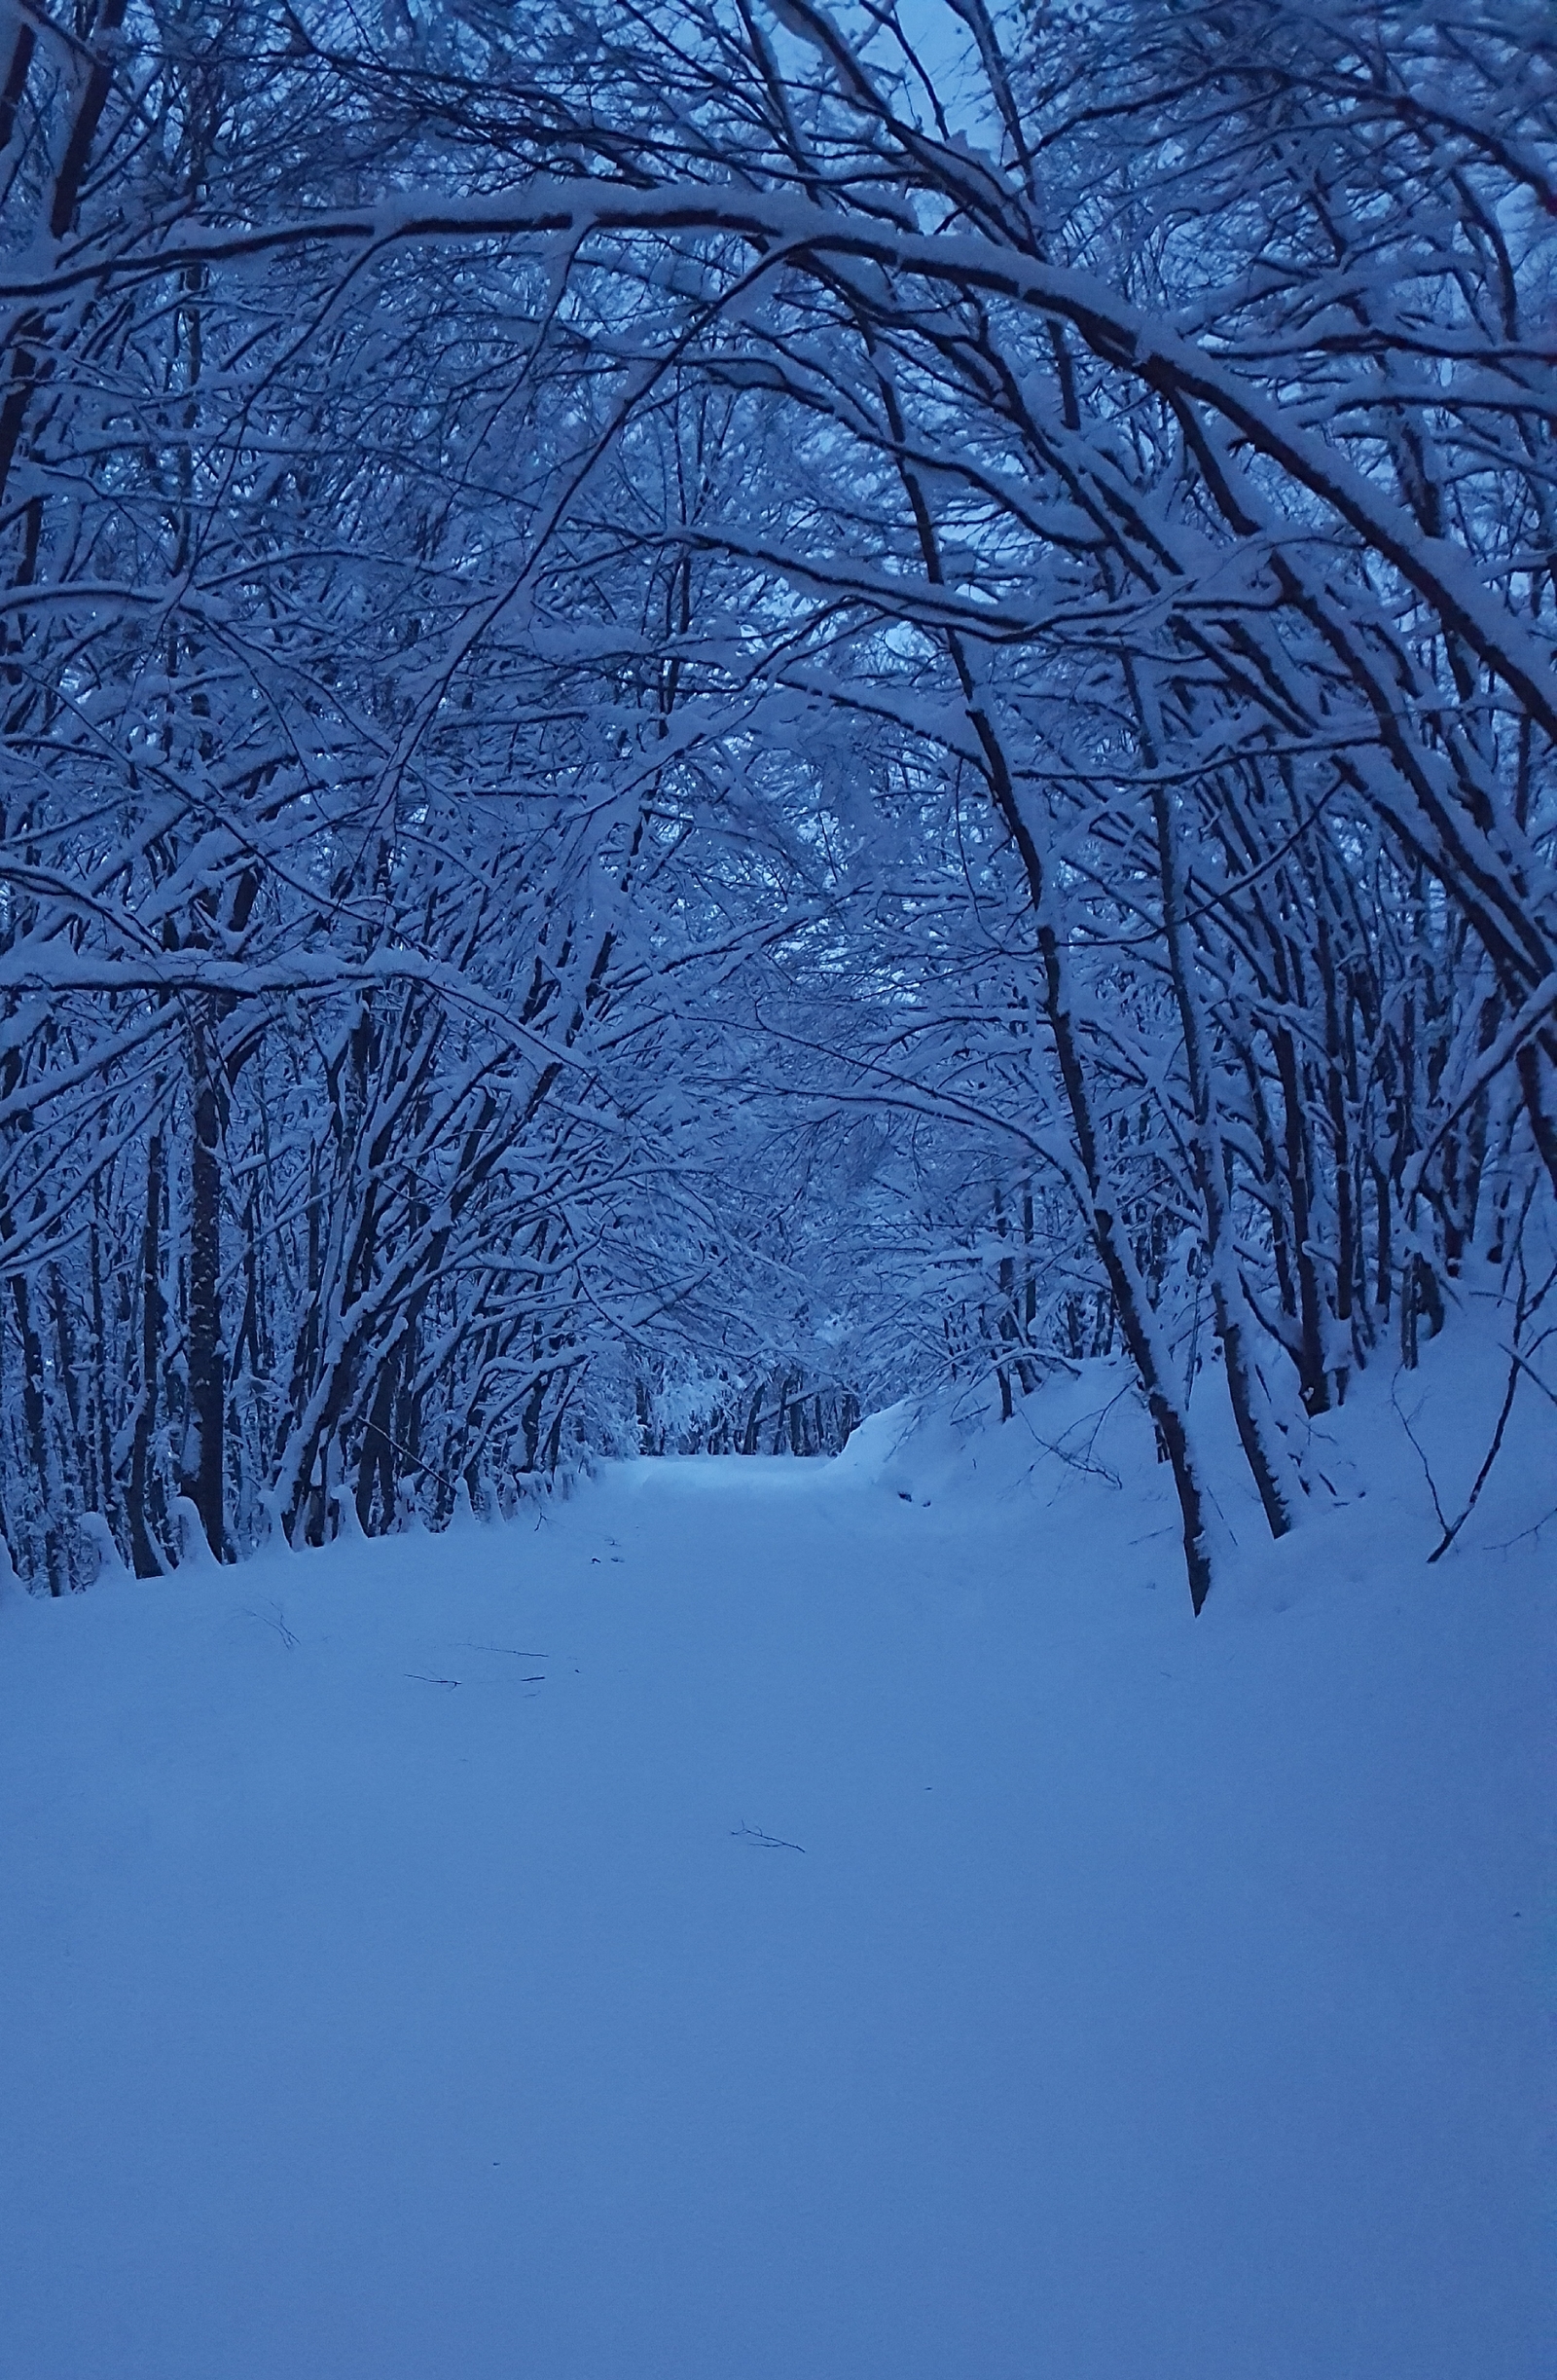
left=1, top=0, right=1550, bottom=1610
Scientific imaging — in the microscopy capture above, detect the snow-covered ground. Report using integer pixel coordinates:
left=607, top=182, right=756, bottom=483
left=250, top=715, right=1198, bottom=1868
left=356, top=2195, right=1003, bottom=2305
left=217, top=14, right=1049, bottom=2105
left=3, top=1320, right=1552, bottom=2380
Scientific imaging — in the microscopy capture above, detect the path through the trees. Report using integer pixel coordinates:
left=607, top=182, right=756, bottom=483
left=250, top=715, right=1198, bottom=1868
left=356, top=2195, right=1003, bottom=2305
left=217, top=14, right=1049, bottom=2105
left=2, top=1366, right=1549, bottom=2380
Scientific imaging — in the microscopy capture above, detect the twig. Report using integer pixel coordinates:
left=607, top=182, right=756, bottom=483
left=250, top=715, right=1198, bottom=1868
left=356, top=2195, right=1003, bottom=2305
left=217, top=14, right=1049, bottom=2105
left=1500, top=1342, right=1557, bottom=1410
left=1391, top=1373, right=1450, bottom=1536
left=365, top=1420, right=461, bottom=1498
left=732, top=1820, right=806, bottom=1853
left=1011, top=1377, right=1130, bottom=1487
left=1429, top=1359, right=1522, bottom=1562
left=244, top=1600, right=298, bottom=1649
left=1429, top=1266, right=1535, bottom=1564
left=1487, top=1505, right=1557, bottom=1554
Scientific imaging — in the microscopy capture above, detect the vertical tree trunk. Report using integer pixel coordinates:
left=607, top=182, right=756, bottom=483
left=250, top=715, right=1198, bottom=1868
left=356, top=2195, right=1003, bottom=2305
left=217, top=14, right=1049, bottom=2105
left=880, top=390, right=1220, bottom=1609
left=89, top=1191, right=117, bottom=1543
left=184, top=1017, right=227, bottom=1558
left=1272, top=1022, right=1331, bottom=1412
left=356, top=1344, right=400, bottom=1532
left=1147, top=768, right=1299, bottom=1538
left=10, top=1273, right=59, bottom=1593
left=128, top=1129, right=167, bottom=1577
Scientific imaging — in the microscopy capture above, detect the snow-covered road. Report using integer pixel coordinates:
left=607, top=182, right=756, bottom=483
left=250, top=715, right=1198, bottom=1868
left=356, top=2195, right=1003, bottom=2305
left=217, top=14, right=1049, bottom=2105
left=2, top=1394, right=1550, bottom=2380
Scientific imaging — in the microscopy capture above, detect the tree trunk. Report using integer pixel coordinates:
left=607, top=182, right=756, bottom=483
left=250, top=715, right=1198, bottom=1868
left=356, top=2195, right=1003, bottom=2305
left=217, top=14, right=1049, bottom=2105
left=183, top=1018, right=227, bottom=1559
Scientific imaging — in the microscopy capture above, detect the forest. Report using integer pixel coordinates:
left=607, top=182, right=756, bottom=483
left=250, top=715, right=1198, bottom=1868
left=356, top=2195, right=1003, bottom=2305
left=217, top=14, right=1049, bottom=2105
left=2, top=0, right=1553, bottom=1610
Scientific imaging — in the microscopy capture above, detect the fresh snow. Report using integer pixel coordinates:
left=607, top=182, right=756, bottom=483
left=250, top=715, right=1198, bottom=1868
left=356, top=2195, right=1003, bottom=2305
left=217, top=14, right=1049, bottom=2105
left=2, top=1325, right=1552, bottom=2380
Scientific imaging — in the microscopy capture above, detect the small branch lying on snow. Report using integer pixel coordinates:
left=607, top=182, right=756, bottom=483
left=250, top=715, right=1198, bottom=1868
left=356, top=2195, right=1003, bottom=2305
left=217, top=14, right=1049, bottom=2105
left=244, top=1602, right=298, bottom=1649
left=1430, top=1357, right=1522, bottom=1564
left=1428, top=1263, right=1550, bottom=1565
left=733, top=1821, right=806, bottom=1853
left=1391, top=1375, right=1451, bottom=1537
left=1501, top=1342, right=1557, bottom=1410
